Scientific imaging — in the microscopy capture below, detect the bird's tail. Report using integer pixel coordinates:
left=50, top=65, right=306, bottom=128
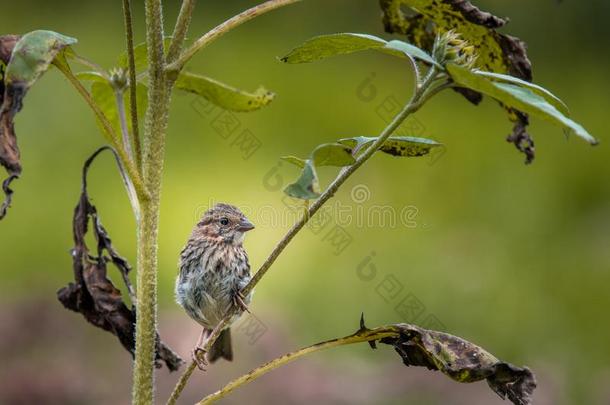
left=208, top=328, right=233, bottom=363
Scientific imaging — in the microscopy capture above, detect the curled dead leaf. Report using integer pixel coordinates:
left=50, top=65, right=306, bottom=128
left=57, top=147, right=183, bottom=371
left=1, top=30, right=77, bottom=220
left=0, top=35, right=21, bottom=219
left=376, top=323, right=536, bottom=405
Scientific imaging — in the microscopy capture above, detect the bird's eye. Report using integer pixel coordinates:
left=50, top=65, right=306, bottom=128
left=219, top=217, right=229, bottom=226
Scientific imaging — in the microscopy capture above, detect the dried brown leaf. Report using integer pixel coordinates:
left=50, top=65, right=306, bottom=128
left=379, top=323, right=536, bottom=405
left=57, top=147, right=183, bottom=371
left=0, top=35, right=22, bottom=219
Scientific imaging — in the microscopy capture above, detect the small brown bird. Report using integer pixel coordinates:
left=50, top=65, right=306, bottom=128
left=176, top=203, right=254, bottom=367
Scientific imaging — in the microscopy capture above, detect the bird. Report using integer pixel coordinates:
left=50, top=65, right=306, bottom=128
left=176, top=203, right=255, bottom=368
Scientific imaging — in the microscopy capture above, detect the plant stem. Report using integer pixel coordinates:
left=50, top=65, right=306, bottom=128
left=115, top=89, right=134, bottom=161
left=197, top=326, right=400, bottom=404
left=54, top=59, right=147, bottom=199
left=166, top=0, right=197, bottom=64
left=122, top=0, right=142, bottom=170
left=165, top=0, right=302, bottom=74
left=167, top=66, right=442, bottom=403
left=244, top=67, right=439, bottom=295
left=132, top=0, right=170, bottom=403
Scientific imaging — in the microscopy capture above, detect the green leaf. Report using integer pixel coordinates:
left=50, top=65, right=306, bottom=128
left=75, top=71, right=107, bottom=83
left=117, top=37, right=172, bottom=72
left=174, top=71, right=274, bottom=112
left=338, top=136, right=441, bottom=157
left=385, top=40, right=440, bottom=67
left=281, top=33, right=387, bottom=63
left=473, top=70, right=569, bottom=116
left=5, top=30, right=77, bottom=87
left=280, top=156, right=306, bottom=168
left=283, top=160, right=321, bottom=200
left=446, top=63, right=598, bottom=145
left=280, top=33, right=436, bottom=66
left=312, top=143, right=356, bottom=166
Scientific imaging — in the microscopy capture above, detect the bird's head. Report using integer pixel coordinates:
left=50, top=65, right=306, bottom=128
left=195, top=203, right=255, bottom=245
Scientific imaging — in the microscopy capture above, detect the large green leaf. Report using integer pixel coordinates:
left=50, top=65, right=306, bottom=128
left=447, top=63, right=597, bottom=145
left=174, top=71, right=274, bottom=112
left=338, top=136, right=441, bottom=157
left=5, top=30, right=77, bottom=87
left=283, top=159, right=321, bottom=200
left=280, top=33, right=436, bottom=66
left=474, top=70, right=569, bottom=116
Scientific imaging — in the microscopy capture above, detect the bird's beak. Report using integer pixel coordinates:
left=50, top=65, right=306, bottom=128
left=238, top=218, right=255, bottom=232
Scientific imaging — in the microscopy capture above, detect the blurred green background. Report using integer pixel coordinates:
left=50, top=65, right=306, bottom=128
left=1, top=1, right=609, bottom=404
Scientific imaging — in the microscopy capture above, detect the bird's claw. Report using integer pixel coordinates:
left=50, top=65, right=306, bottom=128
left=192, top=347, right=208, bottom=371
left=232, top=289, right=251, bottom=313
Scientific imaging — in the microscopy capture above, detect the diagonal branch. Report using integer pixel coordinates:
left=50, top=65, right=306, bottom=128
left=166, top=0, right=197, bottom=64
left=198, top=324, right=400, bottom=404
left=165, top=0, right=302, bottom=74
left=167, top=67, right=445, bottom=404
left=195, top=318, right=536, bottom=405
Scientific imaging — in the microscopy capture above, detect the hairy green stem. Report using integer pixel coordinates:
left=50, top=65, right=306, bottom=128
left=132, top=0, right=170, bottom=403
left=198, top=326, right=400, bottom=404
left=166, top=0, right=197, bottom=64
left=165, top=0, right=302, bottom=74
left=168, top=67, right=443, bottom=403
left=122, top=0, right=142, bottom=170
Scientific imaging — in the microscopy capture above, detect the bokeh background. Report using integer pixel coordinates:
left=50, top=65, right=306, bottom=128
left=1, top=0, right=609, bottom=404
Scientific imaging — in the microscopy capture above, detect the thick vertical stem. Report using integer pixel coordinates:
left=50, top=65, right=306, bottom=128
left=133, top=198, right=159, bottom=405
left=132, top=0, right=171, bottom=403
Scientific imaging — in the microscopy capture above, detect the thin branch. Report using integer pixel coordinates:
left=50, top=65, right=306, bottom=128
left=122, top=0, right=142, bottom=170
left=115, top=89, right=134, bottom=161
left=166, top=0, right=197, bottom=64
left=167, top=67, right=443, bottom=403
left=165, top=0, right=302, bottom=74
left=197, top=326, right=400, bottom=404
left=53, top=59, right=148, bottom=200
left=70, top=54, right=108, bottom=77
left=244, top=67, right=440, bottom=296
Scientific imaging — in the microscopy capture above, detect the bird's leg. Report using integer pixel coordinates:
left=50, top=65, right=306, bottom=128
left=191, top=328, right=209, bottom=370
left=231, top=288, right=251, bottom=314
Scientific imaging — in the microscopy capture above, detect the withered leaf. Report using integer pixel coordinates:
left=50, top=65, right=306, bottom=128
left=378, top=323, right=536, bottom=405
left=0, top=35, right=21, bottom=220
left=1, top=31, right=76, bottom=220
left=378, top=0, right=536, bottom=163
left=57, top=146, right=183, bottom=371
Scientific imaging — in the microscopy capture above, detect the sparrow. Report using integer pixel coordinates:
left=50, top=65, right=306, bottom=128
left=176, top=203, right=255, bottom=368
